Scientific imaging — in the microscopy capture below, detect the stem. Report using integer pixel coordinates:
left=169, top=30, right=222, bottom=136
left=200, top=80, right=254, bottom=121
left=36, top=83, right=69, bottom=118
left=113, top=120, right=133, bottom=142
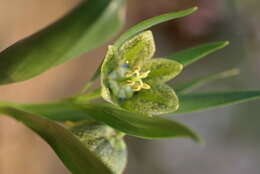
left=75, top=87, right=102, bottom=103
left=78, top=64, right=102, bottom=95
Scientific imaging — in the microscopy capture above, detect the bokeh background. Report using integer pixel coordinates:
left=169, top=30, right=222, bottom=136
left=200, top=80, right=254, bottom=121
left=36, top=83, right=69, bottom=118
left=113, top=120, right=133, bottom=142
left=0, top=0, right=260, bottom=173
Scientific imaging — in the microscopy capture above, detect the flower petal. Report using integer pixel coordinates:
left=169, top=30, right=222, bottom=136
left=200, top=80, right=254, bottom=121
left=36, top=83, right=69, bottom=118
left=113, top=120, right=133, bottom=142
left=142, top=58, right=183, bottom=84
left=120, top=84, right=179, bottom=115
left=101, top=45, right=119, bottom=103
left=119, top=30, right=155, bottom=67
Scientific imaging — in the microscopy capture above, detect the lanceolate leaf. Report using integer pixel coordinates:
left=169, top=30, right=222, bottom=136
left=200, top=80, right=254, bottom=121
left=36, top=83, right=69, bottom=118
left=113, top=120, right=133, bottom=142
left=77, top=103, right=200, bottom=141
left=0, top=101, right=199, bottom=141
left=9, top=90, right=260, bottom=120
left=0, top=0, right=126, bottom=85
left=114, top=7, right=198, bottom=47
left=0, top=106, right=112, bottom=174
left=173, top=91, right=260, bottom=115
left=175, top=69, right=240, bottom=94
left=168, top=41, right=229, bottom=67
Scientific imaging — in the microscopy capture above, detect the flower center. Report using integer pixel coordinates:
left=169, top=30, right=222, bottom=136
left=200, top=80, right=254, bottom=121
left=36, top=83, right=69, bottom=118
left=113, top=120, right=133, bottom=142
left=124, top=65, right=151, bottom=91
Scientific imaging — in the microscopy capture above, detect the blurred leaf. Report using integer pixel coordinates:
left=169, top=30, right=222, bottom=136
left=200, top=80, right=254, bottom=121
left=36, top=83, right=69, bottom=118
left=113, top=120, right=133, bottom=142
left=175, top=69, right=240, bottom=93
left=0, top=0, right=126, bottom=85
left=0, top=105, right=112, bottom=174
left=172, top=91, right=260, bottom=115
left=1, top=101, right=199, bottom=141
left=114, top=7, right=198, bottom=47
left=168, top=41, right=229, bottom=67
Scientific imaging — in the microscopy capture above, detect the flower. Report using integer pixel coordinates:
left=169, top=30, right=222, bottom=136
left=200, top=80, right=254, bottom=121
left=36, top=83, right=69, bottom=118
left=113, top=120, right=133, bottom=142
left=101, top=31, right=183, bottom=115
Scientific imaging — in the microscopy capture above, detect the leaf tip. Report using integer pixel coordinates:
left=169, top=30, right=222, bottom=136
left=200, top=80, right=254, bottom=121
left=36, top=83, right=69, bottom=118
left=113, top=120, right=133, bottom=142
left=223, top=41, right=230, bottom=46
left=192, top=6, right=199, bottom=12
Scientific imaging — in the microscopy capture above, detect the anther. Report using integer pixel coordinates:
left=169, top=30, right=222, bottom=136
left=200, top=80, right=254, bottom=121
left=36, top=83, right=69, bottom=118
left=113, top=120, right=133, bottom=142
left=133, top=66, right=141, bottom=72
left=139, top=71, right=150, bottom=78
left=142, top=83, right=151, bottom=89
left=132, top=84, right=142, bottom=91
left=124, top=72, right=133, bottom=78
left=127, top=80, right=135, bottom=86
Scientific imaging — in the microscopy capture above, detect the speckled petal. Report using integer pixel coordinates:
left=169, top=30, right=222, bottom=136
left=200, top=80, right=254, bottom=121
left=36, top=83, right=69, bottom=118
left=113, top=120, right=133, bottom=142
left=120, top=84, right=179, bottom=115
left=101, top=45, right=119, bottom=103
left=119, top=30, right=155, bottom=67
left=142, top=58, right=183, bottom=84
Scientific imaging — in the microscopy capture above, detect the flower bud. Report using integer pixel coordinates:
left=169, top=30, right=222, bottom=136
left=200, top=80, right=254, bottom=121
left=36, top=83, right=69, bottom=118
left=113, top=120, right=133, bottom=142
left=69, top=119, right=127, bottom=174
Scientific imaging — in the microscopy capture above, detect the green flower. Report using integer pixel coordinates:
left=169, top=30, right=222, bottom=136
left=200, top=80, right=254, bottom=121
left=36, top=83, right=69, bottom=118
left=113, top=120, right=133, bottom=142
left=101, top=31, right=183, bottom=115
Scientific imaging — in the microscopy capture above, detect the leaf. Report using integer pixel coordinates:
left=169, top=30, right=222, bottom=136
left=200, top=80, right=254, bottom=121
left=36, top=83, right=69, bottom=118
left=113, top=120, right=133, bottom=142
left=114, top=7, right=198, bottom=47
left=0, top=0, right=126, bottom=85
left=79, top=103, right=200, bottom=141
left=172, top=91, right=260, bottom=115
left=142, top=58, right=183, bottom=84
left=119, top=30, right=155, bottom=67
left=0, top=101, right=199, bottom=141
left=167, top=41, right=229, bottom=67
left=120, top=84, right=179, bottom=115
left=0, top=106, right=112, bottom=174
left=175, top=68, right=240, bottom=94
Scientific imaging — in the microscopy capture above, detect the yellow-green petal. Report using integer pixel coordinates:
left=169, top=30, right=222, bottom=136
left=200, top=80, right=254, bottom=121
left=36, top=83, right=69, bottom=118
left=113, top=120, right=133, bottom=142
left=101, top=46, right=119, bottom=103
left=142, top=58, right=183, bottom=84
left=118, top=30, right=155, bottom=67
left=120, top=84, right=179, bottom=115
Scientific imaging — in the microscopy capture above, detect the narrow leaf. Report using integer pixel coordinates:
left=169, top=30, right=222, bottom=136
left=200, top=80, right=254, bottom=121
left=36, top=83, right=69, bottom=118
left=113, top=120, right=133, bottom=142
left=79, top=103, right=200, bottom=141
left=0, top=101, right=199, bottom=141
left=114, top=7, right=198, bottom=47
left=0, top=0, right=126, bottom=85
left=172, top=91, right=260, bottom=115
left=175, top=69, right=240, bottom=93
left=168, top=41, right=229, bottom=67
left=0, top=106, right=112, bottom=174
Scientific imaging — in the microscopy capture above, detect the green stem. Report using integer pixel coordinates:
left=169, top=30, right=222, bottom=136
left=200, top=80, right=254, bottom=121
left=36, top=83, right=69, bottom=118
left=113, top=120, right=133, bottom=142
left=75, top=87, right=102, bottom=103
left=78, top=64, right=102, bottom=95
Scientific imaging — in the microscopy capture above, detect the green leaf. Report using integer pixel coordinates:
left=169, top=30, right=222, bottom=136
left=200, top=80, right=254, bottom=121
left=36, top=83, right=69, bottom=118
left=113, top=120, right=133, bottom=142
left=142, top=58, right=183, bottom=84
left=175, top=68, right=240, bottom=94
left=0, top=106, right=112, bottom=174
left=114, top=7, right=198, bottom=47
left=0, top=0, right=126, bottom=85
left=15, top=101, right=90, bottom=122
left=119, top=30, right=155, bottom=67
left=168, top=41, right=229, bottom=67
left=121, top=84, right=179, bottom=115
left=80, top=103, right=200, bottom=141
left=172, top=91, right=260, bottom=115
left=0, top=101, right=199, bottom=141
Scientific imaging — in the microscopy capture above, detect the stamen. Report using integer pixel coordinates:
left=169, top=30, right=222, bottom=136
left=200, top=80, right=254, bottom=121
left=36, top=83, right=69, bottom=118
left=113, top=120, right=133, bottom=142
left=133, top=66, right=141, bottom=72
left=132, top=84, right=142, bottom=91
left=124, top=72, right=133, bottom=78
left=142, top=83, right=151, bottom=89
left=139, top=71, right=150, bottom=78
left=127, top=80, right=135, bottom=86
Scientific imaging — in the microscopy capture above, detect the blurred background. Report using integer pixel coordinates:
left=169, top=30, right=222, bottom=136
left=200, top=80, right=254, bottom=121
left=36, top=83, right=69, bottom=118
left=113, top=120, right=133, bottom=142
left=0, top=0, right=260, bottom=173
